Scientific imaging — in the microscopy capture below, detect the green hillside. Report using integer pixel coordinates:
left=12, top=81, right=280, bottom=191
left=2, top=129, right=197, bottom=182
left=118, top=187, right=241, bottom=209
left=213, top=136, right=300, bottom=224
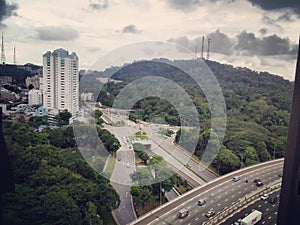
left=93, top=58, right=292, bottom=174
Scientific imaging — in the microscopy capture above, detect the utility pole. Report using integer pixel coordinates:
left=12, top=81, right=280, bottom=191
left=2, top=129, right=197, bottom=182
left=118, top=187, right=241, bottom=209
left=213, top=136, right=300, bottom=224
left=206, top=38, right=210, bottom=60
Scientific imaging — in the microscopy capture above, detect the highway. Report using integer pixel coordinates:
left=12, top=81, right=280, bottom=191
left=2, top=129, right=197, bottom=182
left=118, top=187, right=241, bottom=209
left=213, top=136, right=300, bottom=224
left=145, top=126, right=218, bottom=184
left=222, top=189, right=280, bottom=225
left=129, top=159, right=283, bottom=225
left=104, top=109, right=217, bottom=186
left=108, top=126, right=137, bottom=225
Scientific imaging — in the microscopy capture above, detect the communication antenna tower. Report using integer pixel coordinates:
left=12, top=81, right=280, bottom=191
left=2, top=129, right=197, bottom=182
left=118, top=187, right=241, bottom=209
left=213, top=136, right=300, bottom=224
left=201, top=36, right=204, bottom=59
left=194, top=45, right=198, bottom=59
left=1, top=32, right=5, bottom=65
left=13, top=45, right=16, bottom=65
left=206, top=38, right=211, bottom=60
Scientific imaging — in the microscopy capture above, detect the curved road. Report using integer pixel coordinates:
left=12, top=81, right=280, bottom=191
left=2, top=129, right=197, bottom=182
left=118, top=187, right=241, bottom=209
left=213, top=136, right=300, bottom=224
left=129, top=159, right=283, bottom=225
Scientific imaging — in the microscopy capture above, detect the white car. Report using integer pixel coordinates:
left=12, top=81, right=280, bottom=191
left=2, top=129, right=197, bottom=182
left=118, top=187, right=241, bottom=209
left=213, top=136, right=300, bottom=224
left=261, top=194, right=269, bottom=200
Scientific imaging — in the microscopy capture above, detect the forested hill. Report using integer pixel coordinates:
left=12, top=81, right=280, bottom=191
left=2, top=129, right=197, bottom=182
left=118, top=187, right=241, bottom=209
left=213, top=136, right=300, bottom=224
left=94, top=58, right=293, bottom=174
left=112, top=60, right=293, bottom=110
left=0, top=64, right=31, bottom=84
left=0, top=63, right=42, bottom=84
left=205, top=60, right=292, bottom=112
left=99, top=58, right=293, bottom=114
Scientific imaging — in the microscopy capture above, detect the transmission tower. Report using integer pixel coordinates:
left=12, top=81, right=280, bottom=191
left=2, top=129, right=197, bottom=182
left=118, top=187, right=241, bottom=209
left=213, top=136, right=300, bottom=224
left=201, top=35, right=204, bottom=59
left=1, top=32, right=5, bottom=65
left=13, top=45, right=16, bottom=65
left=206, top=38, right=210, bottom=60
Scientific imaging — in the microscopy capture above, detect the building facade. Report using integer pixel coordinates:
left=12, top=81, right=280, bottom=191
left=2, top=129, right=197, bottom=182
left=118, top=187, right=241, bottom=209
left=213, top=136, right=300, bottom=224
left=277, top=39, right=300, bottom=225
left=42, top=48, right=79, bottom=116
left=26, top=75, right=40, bottom=89
left=28, top=89, right=42, bottom=106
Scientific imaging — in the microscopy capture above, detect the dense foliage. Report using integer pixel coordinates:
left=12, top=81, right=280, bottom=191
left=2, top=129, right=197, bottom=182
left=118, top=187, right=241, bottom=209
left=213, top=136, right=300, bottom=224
left=130, top=155, right=182, bottom=209
left=0, top=64, right=31, bottom=85
left=2, top=121, right=120, bottom=225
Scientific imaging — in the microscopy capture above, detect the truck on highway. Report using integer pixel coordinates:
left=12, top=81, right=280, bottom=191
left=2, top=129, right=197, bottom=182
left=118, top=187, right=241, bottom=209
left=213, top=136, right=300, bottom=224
left=178, top=208, right=189, bottom=218
left=241, top=210, right=262, bottom=225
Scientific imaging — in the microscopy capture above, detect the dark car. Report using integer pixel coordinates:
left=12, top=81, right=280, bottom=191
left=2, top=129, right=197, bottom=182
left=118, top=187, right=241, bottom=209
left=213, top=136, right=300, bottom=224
left=256, top=181, right=264, bottom=187
left=269, top=197, right=277, bottom=204
left=253, top=178, right=261, bottom=183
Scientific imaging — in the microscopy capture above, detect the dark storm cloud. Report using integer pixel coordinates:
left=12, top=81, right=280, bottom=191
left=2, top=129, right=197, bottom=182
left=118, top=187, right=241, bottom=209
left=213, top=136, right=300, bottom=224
left=167, top=0, right=201, bottom=11
left=168, top=30, right=234, bottom=55
left=0, top=0, right=18, bottom=27
left=89, top=0, right=108, bottom=10
left=169, top=30, right=297, bottom=57
left=258, top=28, right=267, bottom=35
left=168, top=36, right=192, bottom=49
left=206, top=30, right=235, bottom=54
left=122, top=24, right=141, bottom=34
left=167, top=0, right=236, bottom=11
left=248, top=0, right=300, bottom=16
left=277, top=12, right=294, bottom=22
left=235, top=31, right=297, bottom=56
left=262, top=14, right=281, bottom=28
left=36, top=26, right=79, bottom=41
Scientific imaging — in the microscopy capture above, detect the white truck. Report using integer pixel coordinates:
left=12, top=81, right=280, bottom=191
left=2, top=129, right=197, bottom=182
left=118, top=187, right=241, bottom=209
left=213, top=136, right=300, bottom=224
left=178, top=208, right=189, bottom=218
left=241, top=210, right=262, bottom=225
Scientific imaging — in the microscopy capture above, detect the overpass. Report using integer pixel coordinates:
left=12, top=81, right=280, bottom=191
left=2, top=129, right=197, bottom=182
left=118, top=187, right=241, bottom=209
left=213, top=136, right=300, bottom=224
left=129, top=159, right=283, bottom=225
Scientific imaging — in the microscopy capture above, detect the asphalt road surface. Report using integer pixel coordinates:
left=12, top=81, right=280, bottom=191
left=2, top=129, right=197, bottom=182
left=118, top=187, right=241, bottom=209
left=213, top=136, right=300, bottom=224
left=129, top=159, right=283, bottom=225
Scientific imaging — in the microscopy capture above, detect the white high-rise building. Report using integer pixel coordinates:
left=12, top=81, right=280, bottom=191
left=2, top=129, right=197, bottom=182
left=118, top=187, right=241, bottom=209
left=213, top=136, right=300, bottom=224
left=42, top=48, right=79, bottom=116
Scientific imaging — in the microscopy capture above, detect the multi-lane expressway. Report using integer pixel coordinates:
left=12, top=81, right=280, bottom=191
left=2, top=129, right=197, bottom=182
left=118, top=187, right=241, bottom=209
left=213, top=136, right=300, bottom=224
left=129, top=159, right=283, bottom=225
left=221, top=189, right=281, bottom=225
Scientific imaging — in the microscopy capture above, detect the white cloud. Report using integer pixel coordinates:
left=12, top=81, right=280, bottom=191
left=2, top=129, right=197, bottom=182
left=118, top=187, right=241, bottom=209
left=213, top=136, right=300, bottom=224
left=1, top=0, right=299, bottom=80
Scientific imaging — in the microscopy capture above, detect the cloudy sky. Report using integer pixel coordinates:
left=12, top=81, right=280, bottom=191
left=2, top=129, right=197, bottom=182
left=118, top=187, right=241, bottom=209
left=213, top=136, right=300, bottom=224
left=0, top=0, right=299, bottom=80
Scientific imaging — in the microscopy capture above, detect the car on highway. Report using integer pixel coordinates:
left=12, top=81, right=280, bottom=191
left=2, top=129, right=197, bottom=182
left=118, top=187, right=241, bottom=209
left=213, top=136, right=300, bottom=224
left=198, top=198, right=206, bottom=206
left=256, top=181, right=264, bottom=187
left=233, top=218, right=242, bottom=225
left=261, top=194, right=269, bottom=200
left=253, top=178, right=261, bottom=183
left=268, top=197, right=277, bottom=204
left=178, top=208, right=189, bottom=218
left=205, top=210, right=215, bottom=218
left=232, top=176, right=241, bottom=182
